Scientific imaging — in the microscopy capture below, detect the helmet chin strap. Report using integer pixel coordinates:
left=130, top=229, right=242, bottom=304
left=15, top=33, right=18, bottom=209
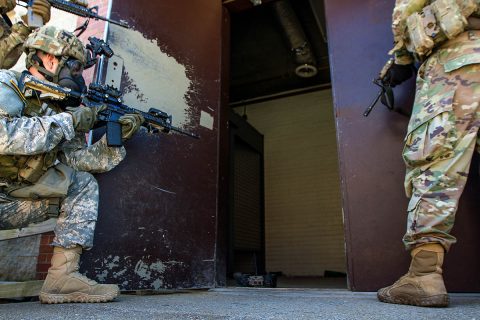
left=26, top=50, right=69, bottom=83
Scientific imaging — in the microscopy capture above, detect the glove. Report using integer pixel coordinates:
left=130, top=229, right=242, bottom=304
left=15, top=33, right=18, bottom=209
left=383, top=63, right=415, bottom=87
left=66, top=106, right=102, bottom=133
left=31, top=0, right=51, bottom=24
left=69, top=0, right=89, bottom=7
left=11, top=22, right=31, bottom=38
left=118, top=113, right=144, bottom=140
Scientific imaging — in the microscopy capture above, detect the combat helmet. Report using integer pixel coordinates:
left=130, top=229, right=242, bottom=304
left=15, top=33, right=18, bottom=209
left=24, top=25, right=87, bottom=82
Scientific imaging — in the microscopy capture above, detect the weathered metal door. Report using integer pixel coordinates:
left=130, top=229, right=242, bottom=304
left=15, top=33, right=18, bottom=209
left=80, top=0, right=223, bottom=290
left=325, top=0, right=480, bottom=291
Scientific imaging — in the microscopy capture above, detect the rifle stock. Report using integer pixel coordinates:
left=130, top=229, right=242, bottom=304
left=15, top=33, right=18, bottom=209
left=19, top=0, right=129, bottom=29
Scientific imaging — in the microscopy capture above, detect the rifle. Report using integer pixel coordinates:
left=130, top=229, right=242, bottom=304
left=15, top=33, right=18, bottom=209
left=18, top=72, right=200, bottom=146
left=18, top=0, right=129, bottom=34
left=85, top=36, right=114, bottom=68
left=363, top=58, right=395, bottom=117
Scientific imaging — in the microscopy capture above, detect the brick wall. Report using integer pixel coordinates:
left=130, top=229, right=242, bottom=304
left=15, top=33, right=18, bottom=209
left=36, top=233, right=55, bottom=280
left=234, top=90, right=346, bottom=276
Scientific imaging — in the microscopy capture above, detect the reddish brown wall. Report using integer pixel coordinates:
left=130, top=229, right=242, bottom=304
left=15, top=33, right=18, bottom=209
left=325, top=0, right=480, bottom=292
left=36, top=233, right=54, bottom=280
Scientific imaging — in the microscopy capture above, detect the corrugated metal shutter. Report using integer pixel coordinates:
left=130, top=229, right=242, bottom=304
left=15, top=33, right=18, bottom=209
left=233, top=140, right=262, bottom=273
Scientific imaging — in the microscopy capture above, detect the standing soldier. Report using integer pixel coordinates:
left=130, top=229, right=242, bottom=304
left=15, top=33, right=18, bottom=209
left=377, top=0, right=480, bottom=307
left=0, top=25, right=143, bottom=303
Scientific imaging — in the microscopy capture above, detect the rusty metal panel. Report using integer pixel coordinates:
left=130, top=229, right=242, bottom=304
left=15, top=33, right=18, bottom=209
left=80, top=0, right=223, bottom=290
left=325, top=0, right=480, bottom=292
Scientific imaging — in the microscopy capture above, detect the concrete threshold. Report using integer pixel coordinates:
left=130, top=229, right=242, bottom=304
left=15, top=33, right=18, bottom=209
left=0, top=288, right=478, bottom=320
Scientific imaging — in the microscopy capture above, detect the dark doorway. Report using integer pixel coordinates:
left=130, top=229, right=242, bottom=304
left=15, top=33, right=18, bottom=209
left=224, top=0, right=347, bottom=289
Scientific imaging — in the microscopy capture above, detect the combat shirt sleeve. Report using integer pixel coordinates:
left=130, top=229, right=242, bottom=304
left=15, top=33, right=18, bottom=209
left=59, top=134, right=126, bottom=173
left=389, top=0, right=428, bottom=65
left=0, top=113, right=75, bottom=155
left=0, top=0, right=15, bottom=14
left=0, top=23, right=32, bottom=69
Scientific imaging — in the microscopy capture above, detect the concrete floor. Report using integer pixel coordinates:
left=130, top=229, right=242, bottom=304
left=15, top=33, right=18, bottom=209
left=0, top=288, right=479, bottom=320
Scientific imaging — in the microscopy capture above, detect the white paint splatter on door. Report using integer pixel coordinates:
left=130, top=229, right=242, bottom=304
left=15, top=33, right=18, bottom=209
left=108, top=26, right=194, bottom=127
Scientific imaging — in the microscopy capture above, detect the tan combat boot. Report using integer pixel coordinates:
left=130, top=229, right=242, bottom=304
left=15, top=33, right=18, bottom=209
left=39, top=246, right=120, bottom=304
left=377, top=243, right=449, bottom=307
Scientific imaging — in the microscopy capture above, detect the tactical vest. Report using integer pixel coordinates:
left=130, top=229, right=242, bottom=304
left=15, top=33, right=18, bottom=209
left=0, top=74, right=62, bottom=186
left=404, top=0, right=478, bottom=59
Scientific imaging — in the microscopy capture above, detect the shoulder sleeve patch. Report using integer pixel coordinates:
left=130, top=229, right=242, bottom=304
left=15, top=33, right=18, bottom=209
left=0, top=70, right=25, bottom=118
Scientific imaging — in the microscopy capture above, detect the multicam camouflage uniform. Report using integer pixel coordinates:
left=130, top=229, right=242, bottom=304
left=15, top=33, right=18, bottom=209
left=392, top=0, right=480, bottom=251
left=0, top=70, right=126, bottom=250
left=0, top=0, right=33, bottom=69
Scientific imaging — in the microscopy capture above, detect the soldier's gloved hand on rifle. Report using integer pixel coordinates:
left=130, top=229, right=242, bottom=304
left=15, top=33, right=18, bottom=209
left=11, top=22, right=31, bottom=38
left=69, top=0, right=89, bottom=7
left=21, top=0, right=51, bottom=25
left=383, top=63, right=415, bottom=87
left=66, top=105, right=105, bottom=133
left=119, top=113, right=144, bottom=140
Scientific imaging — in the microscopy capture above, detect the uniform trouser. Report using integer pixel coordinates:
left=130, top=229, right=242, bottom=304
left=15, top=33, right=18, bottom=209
left=0, top=164, right=99, bottom=249
left=402, top=51, right=480, bottom=252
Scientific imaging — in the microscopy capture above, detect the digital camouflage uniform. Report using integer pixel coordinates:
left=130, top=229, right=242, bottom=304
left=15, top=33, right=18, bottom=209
left=0, top=69, right=126, bottom=249
left=0, top=0, right=33, bottom=69
left=392, top=0, right=480, bottom=252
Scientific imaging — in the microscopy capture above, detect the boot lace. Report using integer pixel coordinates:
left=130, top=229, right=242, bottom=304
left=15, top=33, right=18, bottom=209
left=71, top=265, right=98, bottom=285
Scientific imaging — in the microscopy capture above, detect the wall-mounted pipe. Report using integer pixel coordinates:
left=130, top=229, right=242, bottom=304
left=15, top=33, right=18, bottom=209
left=272, top=0, right=318, bottom=78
